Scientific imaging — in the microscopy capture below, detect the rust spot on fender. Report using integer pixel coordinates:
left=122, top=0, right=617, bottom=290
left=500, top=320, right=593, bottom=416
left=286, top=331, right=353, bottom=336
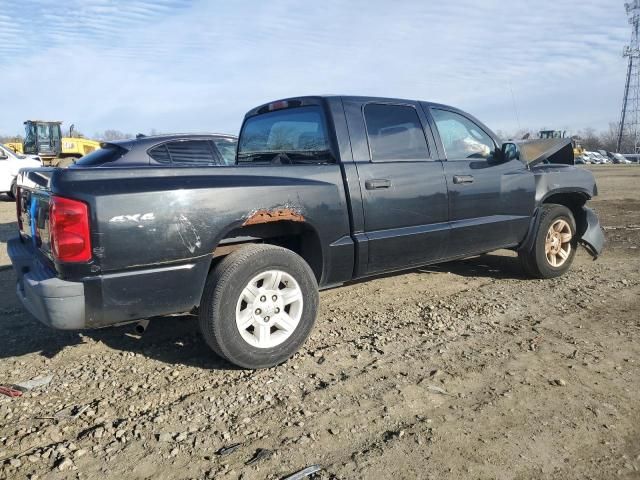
left=243, top=208, right=305, bottom=226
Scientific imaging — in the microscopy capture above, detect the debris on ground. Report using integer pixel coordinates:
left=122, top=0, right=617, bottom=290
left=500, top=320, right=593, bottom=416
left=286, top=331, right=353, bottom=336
left=423, top=384, right=452, bottom=396
left=0, top=385, right=23, bottom=398
left=246, top=448, right=273, bottom=466
left=282, top=464, right=323, bottom=480
left=14, top=374, right=54, bottom=392
left=217, top=443, right=242, bottom=456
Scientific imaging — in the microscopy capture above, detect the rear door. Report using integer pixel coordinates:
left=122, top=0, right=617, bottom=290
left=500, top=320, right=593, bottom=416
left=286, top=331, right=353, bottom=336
left=344, top=100, right=449, bottom=274
left=426, top=106, right=535, bottom=257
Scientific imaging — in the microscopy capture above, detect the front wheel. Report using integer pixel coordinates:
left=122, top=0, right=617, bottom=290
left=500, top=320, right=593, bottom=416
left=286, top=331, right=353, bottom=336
left=519, top=204, right=577, bottom=279
left=199, top=244, right=319, bottom=369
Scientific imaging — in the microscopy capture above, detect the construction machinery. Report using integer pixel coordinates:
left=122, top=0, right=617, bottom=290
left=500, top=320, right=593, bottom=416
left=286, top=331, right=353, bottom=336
left=8, top=120, right=100, bottom=167
left=538, top=130, right=585, bottom=159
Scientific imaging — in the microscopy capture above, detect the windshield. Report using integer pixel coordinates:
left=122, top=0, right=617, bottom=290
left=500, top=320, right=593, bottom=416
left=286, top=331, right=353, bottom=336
left=74, top=144, right=126, bottom=166
left=0, top=145, right=27, bottom=159
left=238, top=106, right=331, bottom=163
left=36, top=123, right=51, bottom=142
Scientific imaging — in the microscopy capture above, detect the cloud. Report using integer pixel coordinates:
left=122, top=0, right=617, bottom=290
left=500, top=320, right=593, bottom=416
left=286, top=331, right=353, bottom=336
left=0, top=0, right=629, bottom=137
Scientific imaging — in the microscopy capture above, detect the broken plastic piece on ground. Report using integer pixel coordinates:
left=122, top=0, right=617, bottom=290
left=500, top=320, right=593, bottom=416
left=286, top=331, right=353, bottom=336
left=246, top=448, right=273, bottom=466
left=216, top=443, right=241, bottom=456
left=14, top=374, right=54, bottom=392
left=282, top=465, right=322, bottom=480
left=0, top=386, right=23, bottom=398
left=424, top=384, right=452, bottom=396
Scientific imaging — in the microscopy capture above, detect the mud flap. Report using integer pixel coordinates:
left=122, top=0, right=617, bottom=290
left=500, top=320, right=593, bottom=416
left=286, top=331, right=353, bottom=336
left=579, top=207, right=605, bottom=259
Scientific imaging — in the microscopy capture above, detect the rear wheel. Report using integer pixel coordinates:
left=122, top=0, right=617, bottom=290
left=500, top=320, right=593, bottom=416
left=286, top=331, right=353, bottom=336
left=199, top=244, right=319, bottom=369
left=8, top=180, right=17, bottom=200
left=519, top=204, right=577, bottom=279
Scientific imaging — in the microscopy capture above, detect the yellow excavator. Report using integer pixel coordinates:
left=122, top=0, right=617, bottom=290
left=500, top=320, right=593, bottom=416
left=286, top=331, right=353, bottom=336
left=538, top=130, right=584, bottom=159
left=6, top=120, right=100, bottom=167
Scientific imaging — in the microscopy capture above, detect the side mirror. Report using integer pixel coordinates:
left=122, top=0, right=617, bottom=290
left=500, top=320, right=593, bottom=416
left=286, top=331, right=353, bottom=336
left=0, top=150, right=8, bottom=160
left=501, top=142, right=520, bottom=162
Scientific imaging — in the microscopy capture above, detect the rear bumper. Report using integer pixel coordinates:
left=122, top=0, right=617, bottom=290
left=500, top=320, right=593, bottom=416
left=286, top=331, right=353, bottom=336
left=8, top=236, right=86, bottom=329
left=8, top=235, right=211, bottom=330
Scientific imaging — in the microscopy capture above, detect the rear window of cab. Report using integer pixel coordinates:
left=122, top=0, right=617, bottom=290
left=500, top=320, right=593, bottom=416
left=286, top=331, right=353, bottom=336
left=237, top=106, right=333, bottom=164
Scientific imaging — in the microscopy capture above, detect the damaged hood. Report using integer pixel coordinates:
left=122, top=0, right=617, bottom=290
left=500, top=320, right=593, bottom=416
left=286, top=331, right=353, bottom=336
left=517, top=138, right=574, bottom=167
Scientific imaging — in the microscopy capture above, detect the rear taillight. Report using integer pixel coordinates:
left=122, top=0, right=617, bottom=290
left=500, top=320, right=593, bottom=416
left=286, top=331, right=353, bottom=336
left=49, top=196, right=91, bottom=262
left=15, top=186, right=22, bottom=231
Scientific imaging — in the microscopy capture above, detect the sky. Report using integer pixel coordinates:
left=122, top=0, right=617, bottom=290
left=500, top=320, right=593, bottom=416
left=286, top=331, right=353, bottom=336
left=0, top=0, right=629, bottom=138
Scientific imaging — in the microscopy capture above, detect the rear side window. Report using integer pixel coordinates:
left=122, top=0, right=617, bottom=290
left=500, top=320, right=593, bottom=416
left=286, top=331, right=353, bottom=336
left=148, top=144, right=171, bottom=163
left=167, top=140, right=216, bottom=164
left=212, top=138, right=237, bottom=165
left=364, top=104, right=430, bottom=161
left=149, top=140, right=217, bottom=164
left=238, top=106, right=332, bottom=164
left=74, top=144, right=126, bottom=166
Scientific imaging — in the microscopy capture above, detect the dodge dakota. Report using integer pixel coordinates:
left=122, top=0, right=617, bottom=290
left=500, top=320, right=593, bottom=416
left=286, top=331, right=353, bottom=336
left=9, top=95, right=604, bottom=369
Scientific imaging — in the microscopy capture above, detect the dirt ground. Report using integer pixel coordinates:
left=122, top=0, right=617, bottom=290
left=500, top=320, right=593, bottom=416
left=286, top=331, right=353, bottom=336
left=0, top=165, right=638, bottom=480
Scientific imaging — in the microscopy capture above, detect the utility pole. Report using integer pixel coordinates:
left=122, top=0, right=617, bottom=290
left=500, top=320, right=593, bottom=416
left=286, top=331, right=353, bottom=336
left=617, top=1, right=640, bottom=153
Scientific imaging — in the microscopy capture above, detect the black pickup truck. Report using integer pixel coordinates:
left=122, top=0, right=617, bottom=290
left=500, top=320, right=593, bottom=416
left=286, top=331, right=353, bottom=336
left=9, top=95, right=604, bottom=369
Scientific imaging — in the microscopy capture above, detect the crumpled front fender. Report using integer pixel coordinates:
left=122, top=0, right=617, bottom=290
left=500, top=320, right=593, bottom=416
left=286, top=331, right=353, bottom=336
left=579, top=206, right=605, bottom=259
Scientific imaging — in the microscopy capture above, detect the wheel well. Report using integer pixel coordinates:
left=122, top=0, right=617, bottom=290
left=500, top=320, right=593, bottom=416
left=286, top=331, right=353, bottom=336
left=542, top=192, right=589, bottom=236
left=212, top=221, right=323, bottom=283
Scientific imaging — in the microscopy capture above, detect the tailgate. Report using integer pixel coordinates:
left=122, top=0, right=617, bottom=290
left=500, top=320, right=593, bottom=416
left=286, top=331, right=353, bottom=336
left=16, top=169, right=55, bottom=260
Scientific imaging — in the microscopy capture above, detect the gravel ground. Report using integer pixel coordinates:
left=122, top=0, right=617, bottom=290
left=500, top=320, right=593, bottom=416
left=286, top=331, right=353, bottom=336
left=0, top=165, right=638, bottom=480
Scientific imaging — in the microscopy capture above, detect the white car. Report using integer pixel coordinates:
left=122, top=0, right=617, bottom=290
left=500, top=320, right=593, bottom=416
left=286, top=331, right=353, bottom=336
left=585, top=151, right=604, bottom=164
left=0, top=144, right=41, bottom=199
left=611, top=153, right=633, bottom=164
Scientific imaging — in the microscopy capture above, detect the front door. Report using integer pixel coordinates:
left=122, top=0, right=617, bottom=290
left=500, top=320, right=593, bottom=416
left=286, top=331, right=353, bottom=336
left=345, top=101, right=449, bottom=274
left=428, top=107, right=535, bottom=257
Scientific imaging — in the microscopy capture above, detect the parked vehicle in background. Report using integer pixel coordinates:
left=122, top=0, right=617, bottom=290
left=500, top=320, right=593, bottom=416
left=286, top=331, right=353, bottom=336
left=611, top=153, right=631, bottom=164
left=581, top=152, right=596, bottom=164
left=0, top=144, right=41, bottom=199
left=585, top=151, right=605, bottom=164
left=575, top=156, right=586, bottom=165
left=71, top=133, right=238, bottom=168
left=10, top=95, right=605, bottom=369
left=594, top=152, right=610, bottom=164
left=14, top=120, right=101, bottom=167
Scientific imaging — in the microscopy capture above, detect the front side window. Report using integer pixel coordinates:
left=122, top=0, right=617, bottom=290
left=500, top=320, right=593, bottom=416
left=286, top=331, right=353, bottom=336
left=363, top=104, right=430, bottom=161
left=431, top=109, right=496, bottom=160
left=238, top=106, right=331, bottom=163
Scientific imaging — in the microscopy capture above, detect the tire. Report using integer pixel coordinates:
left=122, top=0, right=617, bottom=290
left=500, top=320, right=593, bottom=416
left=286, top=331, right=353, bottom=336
left=7, top=180, right=17, bottom=200
left=199, top=244, right=319, bottom=369
left=519, top=204, right=577, bottom=279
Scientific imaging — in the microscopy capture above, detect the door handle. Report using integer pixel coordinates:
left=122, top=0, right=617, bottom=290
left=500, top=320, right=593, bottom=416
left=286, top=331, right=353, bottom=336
left=453, top=175, right=474, bottom=184
left=365, top=179, right=391, bottom=190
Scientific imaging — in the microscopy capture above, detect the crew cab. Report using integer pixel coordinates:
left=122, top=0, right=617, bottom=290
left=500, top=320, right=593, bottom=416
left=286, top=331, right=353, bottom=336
left=9, top=95, right=605, bottom=369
